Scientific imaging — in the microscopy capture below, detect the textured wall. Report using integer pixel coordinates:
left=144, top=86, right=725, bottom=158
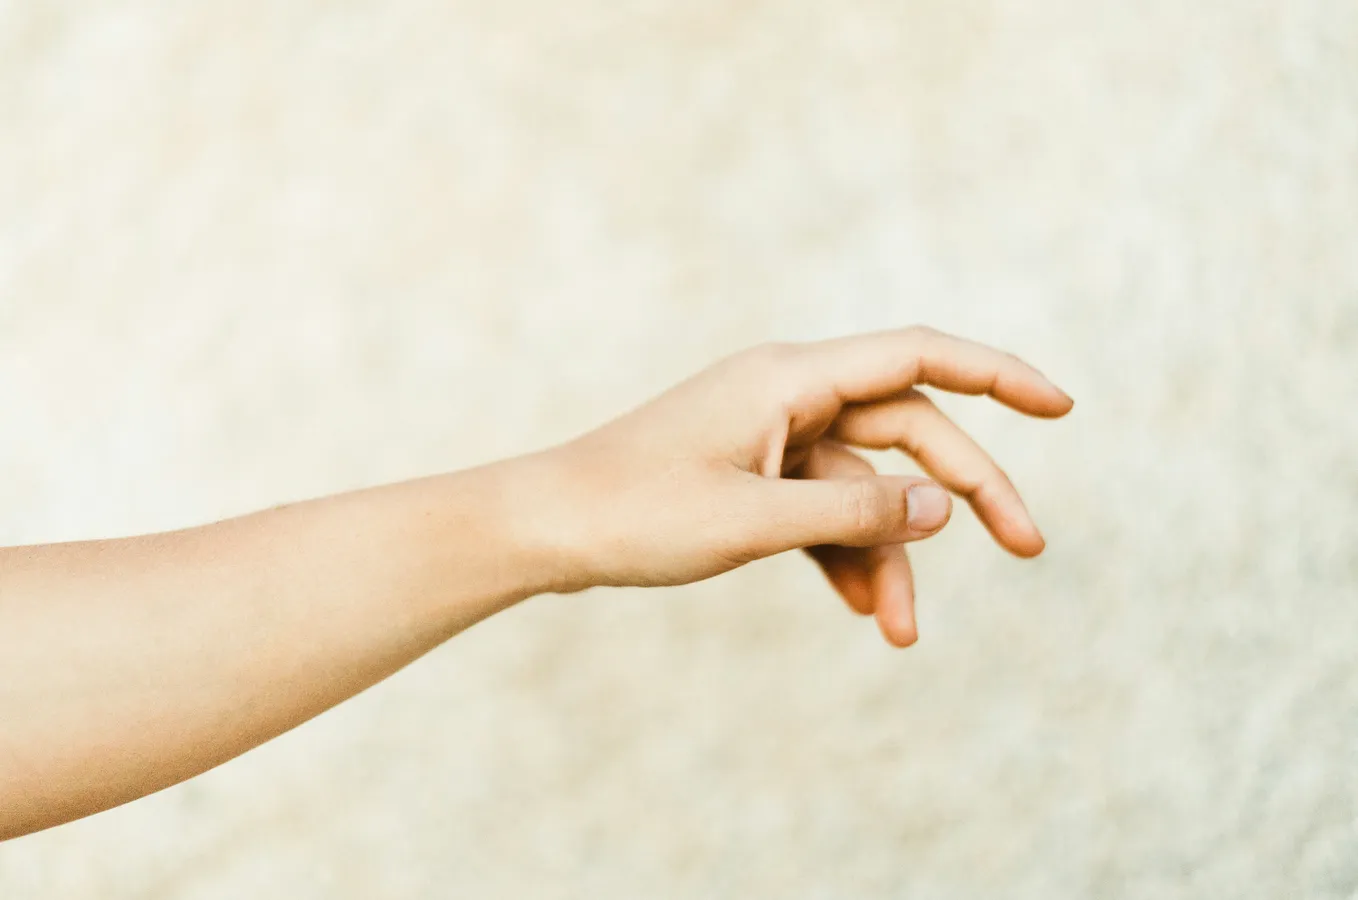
left=1, top=2, right=1356, bottom=897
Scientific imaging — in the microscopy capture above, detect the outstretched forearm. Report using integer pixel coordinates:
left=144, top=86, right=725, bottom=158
left=0, top=455, right=562, bottom=839
left=0, top=327, right=1072, bottom=841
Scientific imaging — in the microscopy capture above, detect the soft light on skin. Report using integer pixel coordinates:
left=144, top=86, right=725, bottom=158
left=0, top=326, right=1072, bottom=839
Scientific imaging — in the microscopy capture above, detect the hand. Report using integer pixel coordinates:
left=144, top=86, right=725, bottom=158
left=531, top=327, right=1073, bottom=647
left=0, top=325, right=1073, bottom=838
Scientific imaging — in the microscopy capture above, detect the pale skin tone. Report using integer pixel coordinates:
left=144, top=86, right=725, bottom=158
left=0, top=327, right=1072, bottom=840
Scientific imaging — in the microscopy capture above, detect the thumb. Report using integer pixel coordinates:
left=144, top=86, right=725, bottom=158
left=745, top=475, right=953, bottom=558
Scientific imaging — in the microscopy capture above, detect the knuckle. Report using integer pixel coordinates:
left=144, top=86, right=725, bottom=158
left=841, top=480, right=892, bottom=534
left=741, top=341, right=804, bottom=396
left=744, top=341, right=797, bottom=371
left=900, top=325, right=936, bottom=359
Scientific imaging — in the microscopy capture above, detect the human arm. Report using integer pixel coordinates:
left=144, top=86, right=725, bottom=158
left=0, top=326, right=1072, bottom=839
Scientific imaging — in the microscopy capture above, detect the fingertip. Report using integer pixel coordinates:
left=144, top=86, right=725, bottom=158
left=838, top=581, right=877, bottom=615
left=874, top=587, right=918, bottom=648
left=971, top=489, right=1046, bottom=558
left=999, top=514, right=1047, bottom=557
left=1027, top=389, right=1075, bottom=419
left=832, top=562, right=877, bottom=615
left=878, top=614, right=918, bottom=648
left=1010, top=533, right=1047, bottom=558
left=888, top=626, right=919, bottom=648
left=996, top=365, right=1076, bottom=418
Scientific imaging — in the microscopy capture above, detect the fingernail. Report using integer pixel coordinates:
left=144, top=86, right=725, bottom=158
left=906, top=484, right=950, bottom=531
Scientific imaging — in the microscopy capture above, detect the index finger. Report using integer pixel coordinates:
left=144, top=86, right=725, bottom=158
left=798, top=326, right=1074, bottom=417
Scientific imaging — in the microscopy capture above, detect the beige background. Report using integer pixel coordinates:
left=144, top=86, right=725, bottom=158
left=2, top=1, right=1357, bottom=897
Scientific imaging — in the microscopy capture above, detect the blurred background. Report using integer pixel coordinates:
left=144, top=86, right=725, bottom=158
left=1, top=1, right=1356, bottom=897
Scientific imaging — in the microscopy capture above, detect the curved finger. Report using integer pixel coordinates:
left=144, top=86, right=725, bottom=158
left=798, top=443, right=882, bottom=615
left=805, top=543, right=877, bottom=616
left=795, top=326, right=1074, bottom=417
left=872, top=545, right=917, bottom=648
left=795, top=442, right=919, bottom=644
left=831, top=389, right=1046, bottom=557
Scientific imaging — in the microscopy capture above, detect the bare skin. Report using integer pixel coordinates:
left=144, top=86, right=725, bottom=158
left=0, top=327, right=1072, bottom=840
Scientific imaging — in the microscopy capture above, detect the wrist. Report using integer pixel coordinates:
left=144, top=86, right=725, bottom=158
left=486, top=447, right=599, bottom=597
